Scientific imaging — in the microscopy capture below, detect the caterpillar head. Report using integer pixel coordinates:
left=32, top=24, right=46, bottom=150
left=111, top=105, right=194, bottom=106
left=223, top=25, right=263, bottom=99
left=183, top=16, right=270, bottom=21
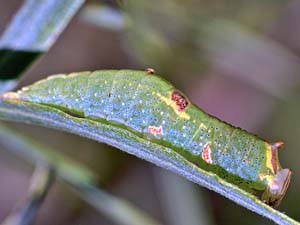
left=262, top=168, right=292, bottom=207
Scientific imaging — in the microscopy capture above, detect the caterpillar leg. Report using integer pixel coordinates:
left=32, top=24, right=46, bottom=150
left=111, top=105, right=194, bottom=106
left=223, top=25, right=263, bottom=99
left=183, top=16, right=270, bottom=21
left=262, top=168, right=292, bottom=207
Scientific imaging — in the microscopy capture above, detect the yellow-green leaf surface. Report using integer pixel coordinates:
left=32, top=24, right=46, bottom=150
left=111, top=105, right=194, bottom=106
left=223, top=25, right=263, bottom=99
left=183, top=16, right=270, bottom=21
left=0, top=70, right=298, bottom=225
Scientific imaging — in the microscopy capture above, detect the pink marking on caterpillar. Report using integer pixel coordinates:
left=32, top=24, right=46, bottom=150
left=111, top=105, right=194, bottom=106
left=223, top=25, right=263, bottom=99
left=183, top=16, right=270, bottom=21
left=270, top=141, right=284, bottom=174
left=202, top=142, right=212, bottom=164
left=148, top=126, right=163, bottom=135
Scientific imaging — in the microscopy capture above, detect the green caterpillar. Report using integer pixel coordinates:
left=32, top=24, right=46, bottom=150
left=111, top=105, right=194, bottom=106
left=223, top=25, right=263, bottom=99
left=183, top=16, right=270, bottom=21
left=3, top=69, right=291, bottom=207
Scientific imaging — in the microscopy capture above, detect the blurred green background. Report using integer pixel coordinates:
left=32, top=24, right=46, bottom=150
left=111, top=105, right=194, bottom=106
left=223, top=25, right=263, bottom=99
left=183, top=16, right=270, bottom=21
left=0, top=0, right=299, bottom=224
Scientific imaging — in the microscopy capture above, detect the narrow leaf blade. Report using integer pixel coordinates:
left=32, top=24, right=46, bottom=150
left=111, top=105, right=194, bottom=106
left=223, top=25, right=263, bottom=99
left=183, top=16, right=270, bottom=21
left=0, top=99, right=298, bottom=225
left=0, top=123, right=162, bottom=225
left=0, top=0, right=85, bottom=91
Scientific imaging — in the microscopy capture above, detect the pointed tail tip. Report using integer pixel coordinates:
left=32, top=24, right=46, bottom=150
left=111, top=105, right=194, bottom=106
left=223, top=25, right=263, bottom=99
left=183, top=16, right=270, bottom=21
left=271, top=141, right=285, bottom=150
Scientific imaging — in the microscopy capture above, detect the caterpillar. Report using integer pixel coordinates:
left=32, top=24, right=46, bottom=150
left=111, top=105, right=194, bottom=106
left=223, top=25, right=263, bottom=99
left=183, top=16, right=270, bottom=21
left=3, top=69, right=291, bottom=207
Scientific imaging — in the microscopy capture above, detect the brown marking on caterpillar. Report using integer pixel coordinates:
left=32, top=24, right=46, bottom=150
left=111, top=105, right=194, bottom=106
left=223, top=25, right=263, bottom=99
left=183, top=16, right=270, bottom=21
left=145, top=68, right=155, bottom=74
left=270, top=141, right=284, bottom=174
left=171, top=90, right=189, bottom=112
left=148, top=125, right=163, bottom=135
left=202, top=142, right=212, bottom=164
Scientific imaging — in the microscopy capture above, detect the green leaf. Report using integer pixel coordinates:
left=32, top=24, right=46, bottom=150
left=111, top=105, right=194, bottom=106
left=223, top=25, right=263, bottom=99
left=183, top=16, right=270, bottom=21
left=0, top=123, right=162, bottom=225
left=0, top=122, right=96, bottom=184
left=67, top=182, right=163, bottom=225
left=0, top=0, right=85, bottom=91
left=0, top=70, right=298, bottom=225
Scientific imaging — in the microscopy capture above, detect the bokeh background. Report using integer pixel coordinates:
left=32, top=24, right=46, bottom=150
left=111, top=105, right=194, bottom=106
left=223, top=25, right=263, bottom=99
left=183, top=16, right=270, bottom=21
left=0, top=0, right=300, bottom=224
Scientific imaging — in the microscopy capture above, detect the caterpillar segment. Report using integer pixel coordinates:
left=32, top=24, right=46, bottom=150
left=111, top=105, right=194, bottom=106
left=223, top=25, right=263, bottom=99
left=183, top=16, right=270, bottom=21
left=2, top=69, right=291, bottom=207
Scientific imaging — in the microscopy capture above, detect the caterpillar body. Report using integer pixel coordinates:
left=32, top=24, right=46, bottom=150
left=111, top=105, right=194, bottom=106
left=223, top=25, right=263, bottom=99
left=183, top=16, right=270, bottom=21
left=4, top=69, right=291, bottom=207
